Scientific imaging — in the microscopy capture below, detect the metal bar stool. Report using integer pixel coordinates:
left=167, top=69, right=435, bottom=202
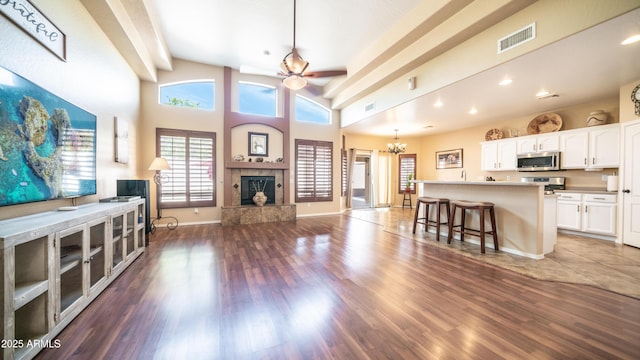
left=413, top=197, right=450, bottom=240
left=447, top=200, right=499, bottom=253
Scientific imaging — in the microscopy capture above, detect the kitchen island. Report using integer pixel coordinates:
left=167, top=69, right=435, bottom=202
left=414, top=180, right=557, bottom=259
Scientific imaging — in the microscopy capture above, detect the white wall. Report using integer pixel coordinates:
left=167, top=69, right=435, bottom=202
left=0, top=0, right=140, bottom=220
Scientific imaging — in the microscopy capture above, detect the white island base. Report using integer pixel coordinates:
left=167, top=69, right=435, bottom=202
left=414, top=180, right=557, bottom=259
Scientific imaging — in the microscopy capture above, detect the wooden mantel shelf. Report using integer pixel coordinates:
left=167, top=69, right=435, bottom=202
left=225, top=161, right=289, bottom=170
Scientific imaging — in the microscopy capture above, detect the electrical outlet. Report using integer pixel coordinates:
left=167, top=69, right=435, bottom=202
left=194, top=208, right=199, bottom=214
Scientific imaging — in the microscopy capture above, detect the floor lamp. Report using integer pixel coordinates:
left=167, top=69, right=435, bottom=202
left=148, top=157, right=178, bottom=233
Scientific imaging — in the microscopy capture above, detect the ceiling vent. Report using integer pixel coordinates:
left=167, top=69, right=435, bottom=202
left=364, top=102, right=375, bottom=112
left=498, top=23, right=536, bottom=54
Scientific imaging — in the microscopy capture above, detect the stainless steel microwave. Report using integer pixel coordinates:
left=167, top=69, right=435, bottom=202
left=517, top=151, right=561, bottom=172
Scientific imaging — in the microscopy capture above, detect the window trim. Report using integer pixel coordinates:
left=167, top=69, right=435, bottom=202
left=156, top=128, right=216, bottom=209
left=398, top=154, right=417, bottom=194
left=295, top=139, right=333, bottom=202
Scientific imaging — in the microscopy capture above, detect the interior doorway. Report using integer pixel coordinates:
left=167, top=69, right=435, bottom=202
left=352, top=156, right=371, bottom=209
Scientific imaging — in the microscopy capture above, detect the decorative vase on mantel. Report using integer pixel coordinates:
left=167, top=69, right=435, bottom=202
left=253, top=191, right=267, bottom=206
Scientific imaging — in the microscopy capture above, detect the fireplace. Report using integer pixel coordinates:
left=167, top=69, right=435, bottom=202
left=241, top=176, right=275, bottom=205
left=222, top=168, right=295, bottom=225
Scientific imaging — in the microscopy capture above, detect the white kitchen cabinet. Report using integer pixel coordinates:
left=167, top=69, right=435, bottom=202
left=582, top=194, right=617, bottom=235
left=557, top=193, right=582, bottom=230
left=589, top=126, right=619, bottom=168
left=560, top=124, right=619, bottom=169
left=560, top=130, right=589, bottom=168
left=516, top=133, right=559, bottom=154
left=557, top=192, right=617, bottom=237
left=481, top=139, right=517, bottom=171
left=0, top=201, right=145, bottom=360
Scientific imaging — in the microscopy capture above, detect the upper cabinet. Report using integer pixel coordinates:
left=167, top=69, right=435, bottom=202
left=560, top=124, right=619, bottom=169
left=482, top=124, right=620, bottom=172
left=481, top=139, right=517, bottom=171
left=516, top=133, right=560, bottom=154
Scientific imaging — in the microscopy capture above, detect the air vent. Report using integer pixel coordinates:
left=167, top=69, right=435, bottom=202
left=498, top=23, right=536, bottom=54
left=364, top=102, right=375, bottom=112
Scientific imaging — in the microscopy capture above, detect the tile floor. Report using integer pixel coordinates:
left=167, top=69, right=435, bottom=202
left=347, top=207, right=640, bottom=299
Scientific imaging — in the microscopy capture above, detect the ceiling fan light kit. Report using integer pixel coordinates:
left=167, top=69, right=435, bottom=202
left=282, top=73, right=307, bottom=90
left=280, top=0, right=346, bottom=90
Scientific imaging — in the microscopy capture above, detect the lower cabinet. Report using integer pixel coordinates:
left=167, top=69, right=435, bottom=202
left=0, top=200, right=145, bottom=360
left=557, top=192, right=617, bottom=237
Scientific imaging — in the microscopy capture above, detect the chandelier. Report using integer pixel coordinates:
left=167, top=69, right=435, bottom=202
left=387, top=129, right=407, bottom=155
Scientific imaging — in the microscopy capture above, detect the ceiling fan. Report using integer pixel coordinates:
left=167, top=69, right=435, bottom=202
left=280, top=0, right=347, bottom=90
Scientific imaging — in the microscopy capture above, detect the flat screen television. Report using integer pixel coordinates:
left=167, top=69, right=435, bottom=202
left=0, top=66, right=97, bottom=207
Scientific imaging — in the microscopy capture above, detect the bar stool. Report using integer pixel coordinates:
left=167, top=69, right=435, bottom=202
left=413, top=196, right=450, bottom=240
left=447, top=200, right=499, bottom=253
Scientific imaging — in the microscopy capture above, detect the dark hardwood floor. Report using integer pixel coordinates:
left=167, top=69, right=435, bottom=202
left=36, top=215, right=640, bottom=359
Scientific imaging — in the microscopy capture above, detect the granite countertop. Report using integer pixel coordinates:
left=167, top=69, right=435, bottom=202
left=555, top=187, right=614, bottom=194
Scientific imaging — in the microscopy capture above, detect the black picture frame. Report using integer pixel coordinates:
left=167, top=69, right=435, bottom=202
left=436, top=148, right=463, bottom=169
left=248, top=132, right=268, bottom=157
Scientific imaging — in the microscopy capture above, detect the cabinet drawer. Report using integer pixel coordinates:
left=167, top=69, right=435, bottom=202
left=584, top=194, right=616, bottom=203
left=557, top=193, right=582, bottom=201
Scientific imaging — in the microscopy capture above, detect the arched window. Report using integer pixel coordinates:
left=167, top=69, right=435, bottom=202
left=159, top=80, right=215, bottom=110
left=295, top=95, right=331, bottom=124
left=239, top=81, right=277, bottom=116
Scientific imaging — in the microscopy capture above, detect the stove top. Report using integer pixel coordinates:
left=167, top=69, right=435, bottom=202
left=521, top=176, right=566, bottom=193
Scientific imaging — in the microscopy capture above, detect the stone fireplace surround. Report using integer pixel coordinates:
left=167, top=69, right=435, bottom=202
left=221, top=168, right=296, bottom=226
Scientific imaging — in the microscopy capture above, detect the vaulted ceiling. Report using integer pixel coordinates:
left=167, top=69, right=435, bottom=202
left=83, top=0, right=640, bottom=136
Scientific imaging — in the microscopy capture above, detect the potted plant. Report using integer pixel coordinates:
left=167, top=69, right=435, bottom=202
left=405, top=173, right=413, bottom=193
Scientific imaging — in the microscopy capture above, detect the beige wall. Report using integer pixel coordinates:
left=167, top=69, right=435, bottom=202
left=0, top=0, right=140, bottom=220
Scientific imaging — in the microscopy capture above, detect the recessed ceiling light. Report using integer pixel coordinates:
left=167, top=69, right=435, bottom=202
left=423, top=125, right=434, bottom=129
left=621, top=34, right=640, bottom=45
left=434, top=100, right=443, bottom=107
left=536, top=90, right=550, bottom=97
left=469, top=107, right=478, bottom=115
left=499, top=78, right=512, bottom=86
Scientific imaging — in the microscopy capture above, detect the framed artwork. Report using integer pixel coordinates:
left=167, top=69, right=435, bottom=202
left=436, top=148, right=463, bottom=169
left=114, top=117, right=129, bottom=163
left=0, top=0, right=66, bottom=61
left=248, top=132, right=268, bottom=157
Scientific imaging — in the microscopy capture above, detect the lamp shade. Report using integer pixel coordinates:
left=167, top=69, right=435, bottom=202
left=148, top=157, right=171, bottom=171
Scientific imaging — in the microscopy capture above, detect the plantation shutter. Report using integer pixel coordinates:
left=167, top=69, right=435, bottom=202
left=295, top=139, right=333, bottom=202
left=157, top=128, right=216, bottom=209
left=341, top=149, right=347, bottom=197
left=398, top=154, right=416, bottom=194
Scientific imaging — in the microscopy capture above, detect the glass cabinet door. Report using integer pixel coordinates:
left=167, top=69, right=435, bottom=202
left=137, top=202, right=146, bottom=249
left=125, top=209, right=136, bottom=257
left=14, top=235, right=51, bottom=359
left=87, top=218, right=108, bottom=291
left=112, top=213, right=124, bottom=269
left=58, top=224, right=86, bottom=316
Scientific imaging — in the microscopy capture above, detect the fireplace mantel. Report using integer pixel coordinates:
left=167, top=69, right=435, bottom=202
left=225, top=161, right=289, bottom=170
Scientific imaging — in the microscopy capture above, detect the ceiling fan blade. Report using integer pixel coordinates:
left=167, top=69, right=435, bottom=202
left=304, top=70, right=347, bottom=78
